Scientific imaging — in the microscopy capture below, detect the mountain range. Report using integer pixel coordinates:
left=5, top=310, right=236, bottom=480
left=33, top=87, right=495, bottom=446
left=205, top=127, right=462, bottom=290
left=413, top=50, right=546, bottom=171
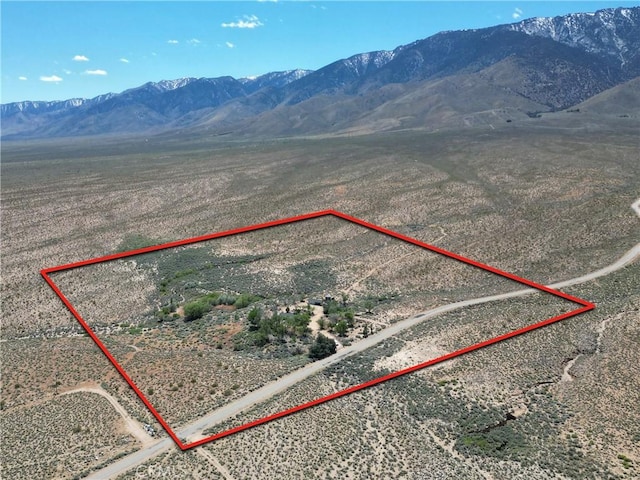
left=2, top=6, right=639, bottom=140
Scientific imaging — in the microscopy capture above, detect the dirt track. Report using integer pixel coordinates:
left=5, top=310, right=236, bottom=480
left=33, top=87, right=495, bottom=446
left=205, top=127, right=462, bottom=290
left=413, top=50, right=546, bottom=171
left=61, top=386, right=153, bottom=447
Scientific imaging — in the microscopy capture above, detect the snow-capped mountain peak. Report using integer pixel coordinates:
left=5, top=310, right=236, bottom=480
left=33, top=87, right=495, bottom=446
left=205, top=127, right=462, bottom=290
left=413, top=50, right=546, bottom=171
left=506, top=7, right=640, bottom=65
left=341, top=50, right=396, bottom=75
left=154, top=78, right=198, bottom=91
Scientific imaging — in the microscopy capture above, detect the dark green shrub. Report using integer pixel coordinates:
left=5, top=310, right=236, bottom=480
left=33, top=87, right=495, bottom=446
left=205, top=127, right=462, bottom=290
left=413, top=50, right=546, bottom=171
left=184, top=300, right=209, bottom=321
left=234, top=293, right=260, bottom=309
left=309, top=334, right=337, bottom=360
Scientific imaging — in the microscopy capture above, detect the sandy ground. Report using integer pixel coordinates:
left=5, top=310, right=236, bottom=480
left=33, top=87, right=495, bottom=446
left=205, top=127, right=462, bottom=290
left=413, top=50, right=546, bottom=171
left=373, top=339, right=450, bottom=372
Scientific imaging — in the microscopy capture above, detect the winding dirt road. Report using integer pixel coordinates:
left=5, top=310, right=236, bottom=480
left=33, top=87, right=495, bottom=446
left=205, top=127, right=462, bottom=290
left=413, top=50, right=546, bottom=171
left=85, top=199, right=640, bottom=479
left=61, top=386, right=153, bottom=447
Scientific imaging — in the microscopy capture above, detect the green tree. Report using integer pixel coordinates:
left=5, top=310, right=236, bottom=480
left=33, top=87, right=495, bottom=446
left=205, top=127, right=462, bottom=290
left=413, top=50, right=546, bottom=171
left=335, top=320, right=348, bottom=337
left=341, top=292, right=349, bottom=307
left=309, top=334, right=337, bottom=360
left=247, top=307, right=262, bottom=331
left=344, top=310, right=354, bottom=327
left=184, top=300, right=209, bottom=321
left=364, top=299, right=374, bottom=314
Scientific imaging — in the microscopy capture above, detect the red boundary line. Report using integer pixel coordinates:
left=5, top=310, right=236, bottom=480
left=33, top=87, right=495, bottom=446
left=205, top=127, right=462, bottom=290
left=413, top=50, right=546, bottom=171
left=41, top=209, right=594, bottom=450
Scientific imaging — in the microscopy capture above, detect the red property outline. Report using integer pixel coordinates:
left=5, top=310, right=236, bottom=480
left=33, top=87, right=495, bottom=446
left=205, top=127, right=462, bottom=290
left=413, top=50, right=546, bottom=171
left=41, top=209, right=594, bottom=450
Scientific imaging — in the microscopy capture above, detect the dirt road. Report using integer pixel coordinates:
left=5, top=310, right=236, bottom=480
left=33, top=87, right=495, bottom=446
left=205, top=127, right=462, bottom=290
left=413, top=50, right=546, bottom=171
left=304, top=302, right=343, bottom=349
left=61, top=386, right=153, bottom=447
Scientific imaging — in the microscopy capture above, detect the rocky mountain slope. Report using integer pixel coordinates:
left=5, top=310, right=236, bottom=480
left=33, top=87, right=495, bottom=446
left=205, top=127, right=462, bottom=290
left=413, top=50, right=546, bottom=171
left=2, top=6, right=638, bottom=140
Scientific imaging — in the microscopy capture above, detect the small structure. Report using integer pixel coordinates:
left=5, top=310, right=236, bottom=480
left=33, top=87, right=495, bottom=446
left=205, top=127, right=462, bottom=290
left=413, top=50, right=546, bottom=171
left=143, top=423, right=156, bottom=437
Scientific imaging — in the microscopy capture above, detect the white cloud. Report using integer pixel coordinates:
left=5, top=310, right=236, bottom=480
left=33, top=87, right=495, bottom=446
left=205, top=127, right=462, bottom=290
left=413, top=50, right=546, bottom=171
left=221, top=14, right=263, bottom=29
left=188, top=38, right=201, bottom=45
left=63, top=69, right=72, bottom=75
left=40, top=75, right=63, bottom=82
left=512, top=7, right=523, bottom=19
left=19, top=76, right=28, bottom=81
left=225, top=41, right=235, bottom=48
left=167, top=39, right=179, bottom=44
left=120, top=58, right=130, bottom=63
left=72, top=55, right=89, bottom=62
left=84, top=69, right=108, bottom=76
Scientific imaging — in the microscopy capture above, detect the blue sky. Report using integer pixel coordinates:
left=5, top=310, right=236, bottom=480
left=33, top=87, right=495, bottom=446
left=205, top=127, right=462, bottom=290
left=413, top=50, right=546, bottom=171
left=2, top=1, right=638, bottom=103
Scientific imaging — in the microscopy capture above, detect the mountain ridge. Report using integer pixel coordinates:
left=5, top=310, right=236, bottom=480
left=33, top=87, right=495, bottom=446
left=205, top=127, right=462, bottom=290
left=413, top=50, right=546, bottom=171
left=2, top=6, right=638, bottom=140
